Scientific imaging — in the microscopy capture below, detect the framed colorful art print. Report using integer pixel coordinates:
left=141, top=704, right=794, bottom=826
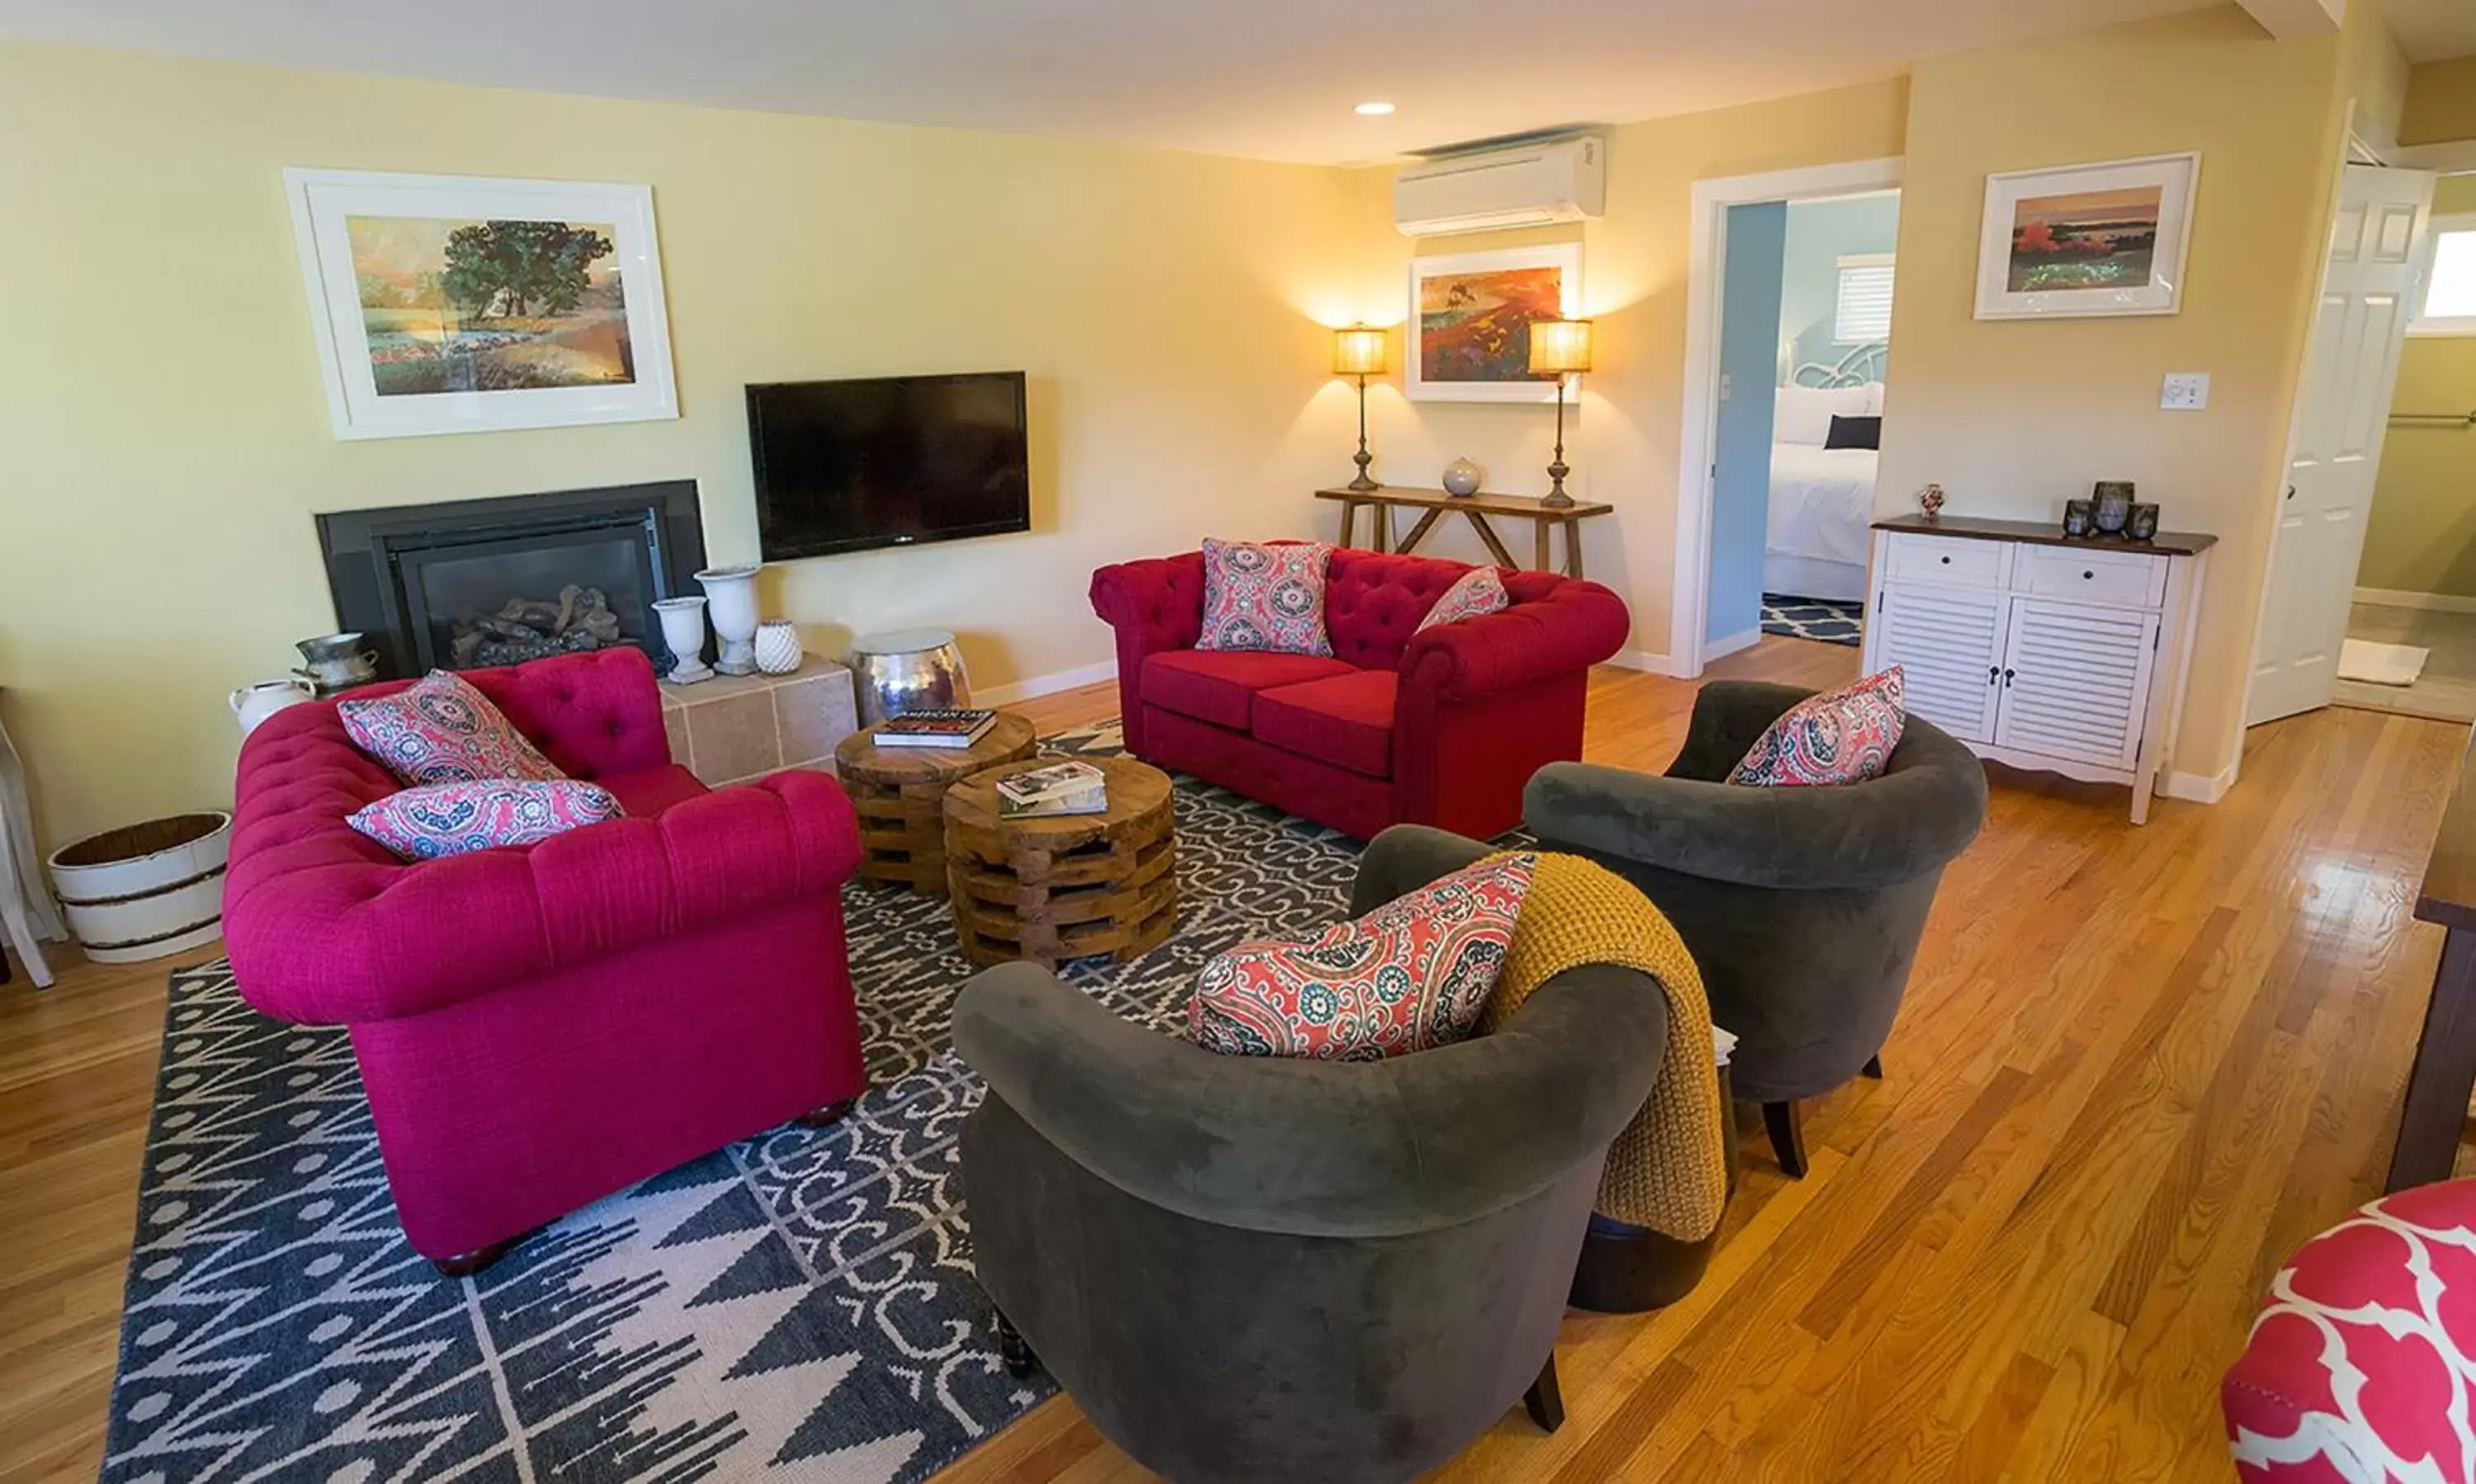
left=1975, top=153, right=2200, bottom=320
left=284, top=168, right=679, bottom=439
left=1405, top=243, right=1581, bottom=402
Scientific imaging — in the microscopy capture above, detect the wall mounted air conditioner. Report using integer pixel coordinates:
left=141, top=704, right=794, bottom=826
left=1393, top=136, right=1605, bottom=237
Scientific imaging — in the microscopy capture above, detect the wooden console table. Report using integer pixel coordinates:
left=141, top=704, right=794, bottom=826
left=1315, top=485, right=1614, bottom=577
left=2389, top=725, right=2476, bottom=1191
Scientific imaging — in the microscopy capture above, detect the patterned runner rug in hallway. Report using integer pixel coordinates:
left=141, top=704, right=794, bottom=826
left=1760, top=593, right=1864, bottom=647
left=100, top=721, right=1366, bottom=1484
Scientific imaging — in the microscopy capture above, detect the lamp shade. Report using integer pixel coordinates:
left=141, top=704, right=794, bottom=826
left=1529, top=319, right=1594, bottom=376
left=1332, top=325, right=1388, bottom=376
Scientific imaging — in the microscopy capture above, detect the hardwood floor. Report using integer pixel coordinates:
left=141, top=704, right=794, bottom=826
left=0, top=635, right=2457, bottom=1483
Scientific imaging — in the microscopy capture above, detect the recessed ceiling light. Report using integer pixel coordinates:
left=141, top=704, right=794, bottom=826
left=1354, top=102, right=1396, bottom=116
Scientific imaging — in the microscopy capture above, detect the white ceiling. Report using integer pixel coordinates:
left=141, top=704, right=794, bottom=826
left=0, top=0, right=2313, bottom=165
left=2387, top=0, right=2476, bottom=64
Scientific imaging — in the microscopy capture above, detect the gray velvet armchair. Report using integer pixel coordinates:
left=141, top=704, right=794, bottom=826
left=953, top=825, right=1668, bottom=1484
left=1524, top=679, right=1987, bottom=1178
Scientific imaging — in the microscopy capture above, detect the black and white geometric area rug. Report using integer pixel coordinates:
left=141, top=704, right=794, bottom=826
left=102, top=720, right=1367, bottom=1483
left=1759, top=593, right=1864, bottom=648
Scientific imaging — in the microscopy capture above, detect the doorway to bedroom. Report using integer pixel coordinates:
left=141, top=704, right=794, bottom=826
left=1703, top=188, right=1899, bottom=659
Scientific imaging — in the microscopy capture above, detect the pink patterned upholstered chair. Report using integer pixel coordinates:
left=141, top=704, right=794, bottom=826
left=2223, top=1179, right=2476, bottom=1480
left=224, top=647, right=867, bottom=1273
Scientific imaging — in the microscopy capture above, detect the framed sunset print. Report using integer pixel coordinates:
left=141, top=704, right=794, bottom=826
left=1975, top=153, right=2200, bottom=319
left=1406, top=244, right=1581, bottom=402
left=284, top=168, right=678, bottom=439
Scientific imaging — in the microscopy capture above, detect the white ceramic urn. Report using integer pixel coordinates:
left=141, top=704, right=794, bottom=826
left=654, top=596, right=714, bottom=683
left=230, top=678, right=315, bottom=737
left=697, top=564, right=763, bottom=677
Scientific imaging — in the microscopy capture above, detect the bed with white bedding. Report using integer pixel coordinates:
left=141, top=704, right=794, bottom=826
left=1764, top=378, right=1883, bottom=603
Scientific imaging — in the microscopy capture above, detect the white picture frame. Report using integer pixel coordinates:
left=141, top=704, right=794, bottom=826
left=1974, top=152, right=2200, bottom=320
left=1405, top=243, right=1582, bottom=403
left=283, top=168, right=678, bottom=439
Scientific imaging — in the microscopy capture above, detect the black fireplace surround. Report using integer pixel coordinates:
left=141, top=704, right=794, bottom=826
left=317, top=481, right=707, bottom=682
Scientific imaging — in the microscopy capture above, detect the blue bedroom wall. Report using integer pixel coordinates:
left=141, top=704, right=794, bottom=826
left=1779, top=192, right=1901, bottom=384
left=1709, top=200, right=1786, bottom=647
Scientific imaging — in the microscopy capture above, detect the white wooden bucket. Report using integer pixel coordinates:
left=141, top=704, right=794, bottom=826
left=48, top=811, right=231, bottom=964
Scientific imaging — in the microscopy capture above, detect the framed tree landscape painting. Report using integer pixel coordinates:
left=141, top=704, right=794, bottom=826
left=284, top=168, right=678, bottom=438
left=1406, top=244, right=1581, bottom=402
left=1975, top=153, right=2200, bottom=320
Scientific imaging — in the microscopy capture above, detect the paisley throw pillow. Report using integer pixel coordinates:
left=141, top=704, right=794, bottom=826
left=1415, top=566, right=1510, bottom=631
left=340, top=670, right=566, bottom=787
left=1196, top=538, right=1335, bottom=655
left=1727, top=667, right=1906, bottom=787
left=347, top=779, right=624, bottom=862
left=1187, top=852, right=1535, bottom=1061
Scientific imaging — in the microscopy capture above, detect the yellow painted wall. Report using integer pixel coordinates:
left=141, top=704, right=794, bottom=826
left=2403, top=56, right=2476, bottom=148
left=0, top=40, right=1370, bottom=851
left=1342, top=78, right=1912, bottom=659
left=1878, top=5, right=2365, bottom=785
left=2358, top=174, right=2476, bottom=596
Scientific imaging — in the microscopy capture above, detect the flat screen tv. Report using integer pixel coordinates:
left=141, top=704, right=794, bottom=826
left=747, top=371, right=1029, bottom=560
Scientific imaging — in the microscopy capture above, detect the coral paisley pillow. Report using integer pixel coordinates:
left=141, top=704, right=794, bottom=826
left=1197, top=538, right=1335, bottom=655
left=1415, top=567, right=1510, bottom=631
left=340, top=670, right=566, bottom=787
left=347, top=779, right=624, bottom=862
left=1728, top=667, right=1906, bottom=787
left=1188, top=852, right=1535, bottom=1061
left=2223, top=1179, right=2476, bottom=1482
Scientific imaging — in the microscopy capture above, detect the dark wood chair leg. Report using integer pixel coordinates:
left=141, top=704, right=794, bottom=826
left=1762, top=1099, right=1808, bottom=1179
left=796, top=1098, right=858, bottom=1128
left=994, top=1307, right=1038, bottom=1378
left=1862, top=1055, right=1883, bottom=1080
left=1523, top=1353, right=1565, bottom=1433
left=432, top=1234, right=522, bottom=1278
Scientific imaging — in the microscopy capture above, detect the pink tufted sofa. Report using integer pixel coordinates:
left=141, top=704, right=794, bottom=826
left=224, top=646, right=867, bottom=1270
left=1089, top=548, right=1629, bottom=840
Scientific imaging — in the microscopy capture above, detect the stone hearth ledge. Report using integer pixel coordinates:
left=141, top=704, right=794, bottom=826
left=659, top=656, right=858, bottom=789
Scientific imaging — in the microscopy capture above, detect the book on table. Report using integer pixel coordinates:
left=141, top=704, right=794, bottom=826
left=872, top=708, right=998, bottom=748
left=996, top=760, right=1108, bottom=817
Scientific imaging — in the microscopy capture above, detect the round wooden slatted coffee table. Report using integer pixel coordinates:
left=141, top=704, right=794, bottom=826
left=834, top=712, right=1037, bottom=897
left=942, top=757, right=1179, bottom=969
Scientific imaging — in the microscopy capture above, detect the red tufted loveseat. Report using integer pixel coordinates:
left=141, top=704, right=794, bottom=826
left=224, top=646, right=867, bottom=1269
left=1089, top=548, right=1629, bottom=839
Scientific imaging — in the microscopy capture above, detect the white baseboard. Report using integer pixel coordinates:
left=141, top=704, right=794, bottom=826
left=2160, top=764, right=2236, bottom=805
left=1604, top=649, right=1685, bottom=677
left=2354, top=586, right=2476, bottom=614
left=974, top=659, right=1118, bottom=707
left=1704, top=627, right=1762, bottom=662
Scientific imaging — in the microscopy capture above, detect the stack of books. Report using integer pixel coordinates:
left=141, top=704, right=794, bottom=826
left=872, top=708, right=999, bottom=749
left=996, top=761, right=1108, bottom=818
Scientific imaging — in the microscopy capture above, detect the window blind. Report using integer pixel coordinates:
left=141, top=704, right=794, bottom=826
left=1835, top=253, right=1896, bottom=343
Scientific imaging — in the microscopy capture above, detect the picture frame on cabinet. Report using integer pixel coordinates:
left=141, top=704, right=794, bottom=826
left=1974, top=153, right=2200, bottom=320
left=283, top=168, right=678, bottom=440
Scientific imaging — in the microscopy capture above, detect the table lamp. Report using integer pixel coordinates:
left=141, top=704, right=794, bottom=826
left=1333, top=325, right=1387, bottom=493
left=1528, top=319, right=1593, bottom=508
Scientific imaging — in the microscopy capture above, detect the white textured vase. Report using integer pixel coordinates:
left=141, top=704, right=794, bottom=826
left=654, top=596, right=713, bottom=683
left=697, top=565, right=763, bottom=677
left=754, top=619, right=804, bottom=675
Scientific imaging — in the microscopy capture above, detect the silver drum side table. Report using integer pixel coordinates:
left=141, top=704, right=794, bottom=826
left=847, top=628, right=971, bottom=725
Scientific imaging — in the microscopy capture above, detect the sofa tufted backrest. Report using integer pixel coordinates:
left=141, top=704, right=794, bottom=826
left=1325, top=550, right=1570, bottom=673
left=329, top=647, right=670, bottom=782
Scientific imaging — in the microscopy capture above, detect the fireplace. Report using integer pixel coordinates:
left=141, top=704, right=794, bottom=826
left=316, top=481, right=707, bottom=681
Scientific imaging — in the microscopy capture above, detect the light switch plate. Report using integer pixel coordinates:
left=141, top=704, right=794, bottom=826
left=2161, top=372, right=2210, bottom=411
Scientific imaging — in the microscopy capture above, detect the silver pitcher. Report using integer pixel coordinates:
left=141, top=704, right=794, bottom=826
left=295, top=631, right=380, bottom=694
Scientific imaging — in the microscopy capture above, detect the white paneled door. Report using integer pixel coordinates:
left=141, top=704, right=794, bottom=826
left=2247, top=164, right=2435, bottom=726
left=1875, top=584, right=2006, bottom=744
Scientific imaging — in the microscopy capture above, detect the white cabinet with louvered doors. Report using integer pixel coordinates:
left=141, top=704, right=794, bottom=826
left=1860, top=517, right=2214, bottom=825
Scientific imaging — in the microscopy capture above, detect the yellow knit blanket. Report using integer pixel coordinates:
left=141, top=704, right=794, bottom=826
left=1479, top=853, right=1727, bottom=1242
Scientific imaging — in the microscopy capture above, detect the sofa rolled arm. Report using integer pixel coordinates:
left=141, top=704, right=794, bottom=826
left=228, top=770, right=862, bottom=1027
left=1525, top=725, right=1987, bottom=892
left=956, top=956, right=1666, bottom=1240
left=1089, top=553, right=1207, bottom=655
left=1397, top=577, right=1628, bottom=704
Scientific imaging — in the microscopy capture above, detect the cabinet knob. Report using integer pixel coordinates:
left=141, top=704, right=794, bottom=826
left=1940, top=555, right=1952, bottom=565
left=2083, top=569, right=2095, bottom=579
